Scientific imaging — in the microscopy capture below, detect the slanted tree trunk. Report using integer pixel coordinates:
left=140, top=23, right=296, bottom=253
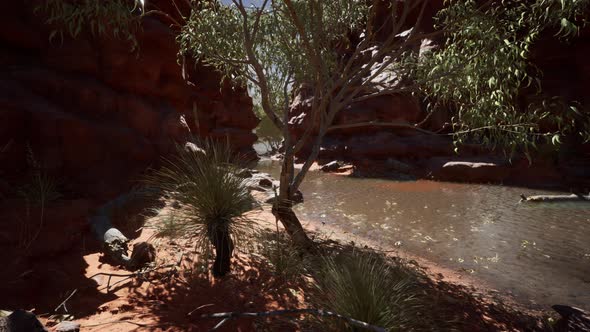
left=273, top=134, right=315, bottom=250
left=211, top=227, right=234, bottom=277
left=273, top=199, right=313, bottom=249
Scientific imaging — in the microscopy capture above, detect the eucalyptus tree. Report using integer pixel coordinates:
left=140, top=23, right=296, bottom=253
left=178, top=0, right=589, bottom=248
left=179, top=0, right=434, bottom=248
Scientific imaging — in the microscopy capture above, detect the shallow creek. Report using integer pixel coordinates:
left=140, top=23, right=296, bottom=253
left=257, top=159, right=590, bottom=309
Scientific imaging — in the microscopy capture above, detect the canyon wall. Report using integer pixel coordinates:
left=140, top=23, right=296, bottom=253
left=0, top=1, right=258, bottom=308
left=0, top=1, right=258, bottom=200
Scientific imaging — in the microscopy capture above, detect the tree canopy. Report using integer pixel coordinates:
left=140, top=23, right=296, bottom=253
left=180, top=0, right=590, bottom=155
left=419, top=0, right=590, bottom=153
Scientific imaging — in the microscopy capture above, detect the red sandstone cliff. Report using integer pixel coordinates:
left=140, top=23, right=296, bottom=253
left=0, top=1, right=259, bottom=201
left=0, top=1, right=258, bottom=308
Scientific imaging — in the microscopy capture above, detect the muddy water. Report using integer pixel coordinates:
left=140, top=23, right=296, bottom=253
left=257, top=159, right=590, bottom=309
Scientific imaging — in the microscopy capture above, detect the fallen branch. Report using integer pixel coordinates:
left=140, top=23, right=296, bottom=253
left=54, top=289, right=77, bottom=313
left=201, top=308, right=387, bottom=332
left=188, top=304, right=215, bottom=316
left=82, top=319, right=154, bottom=328
left=210, top=317, right=231, bottom=331
left=519, top=194, right=590, bottom=203
left=88, top=262, right=180, bottom=292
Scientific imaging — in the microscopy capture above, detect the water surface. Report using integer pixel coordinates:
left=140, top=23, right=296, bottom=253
left=258, top=159, right=590, bottom=308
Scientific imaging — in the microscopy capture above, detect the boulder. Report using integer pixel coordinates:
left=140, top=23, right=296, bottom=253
left=385, top=158, right=413, bottom=173
left=0, top=310, right=47, bottom=332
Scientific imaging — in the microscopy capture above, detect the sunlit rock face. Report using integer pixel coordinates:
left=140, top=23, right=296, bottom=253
left=0, top=1, right=259, bottom=200
left=287, top=0, right=590, bottom=188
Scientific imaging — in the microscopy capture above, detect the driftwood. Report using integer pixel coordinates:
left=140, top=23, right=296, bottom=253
left=519, top=194, right=590, bottom=203
left=88, top=188, right=157, bottom=270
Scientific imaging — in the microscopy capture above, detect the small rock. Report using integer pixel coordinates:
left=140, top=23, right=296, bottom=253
left=129, top=242, right=157, bottom=270
left=249, top=173, right=275, bottom=188
left=235, top=168, right=253, bottom=178
left=54, top=321, right=80, bottom=332
left=258, top=178, right=273, bottom=188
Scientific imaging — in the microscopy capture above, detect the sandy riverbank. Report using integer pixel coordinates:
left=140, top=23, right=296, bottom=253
left=33, top=200, right=553, bottom=331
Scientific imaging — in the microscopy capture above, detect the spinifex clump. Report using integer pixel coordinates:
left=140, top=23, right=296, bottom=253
left=146, top=140, right=255, bottom=277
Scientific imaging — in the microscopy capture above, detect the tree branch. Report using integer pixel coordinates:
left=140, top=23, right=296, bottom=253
left=251, top=0, right=270, bottom=40
left=54, top=289, right=77, bottom=313
left=283, top=0, right=326, bottom=82
left=233, top=0, right=284, bottom=130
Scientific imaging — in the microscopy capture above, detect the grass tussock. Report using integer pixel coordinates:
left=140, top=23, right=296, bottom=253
left=145, top=140, right=256, bottom=276
left=310, top=252, right=422, bottom=331
left=253, top=228, right=309, bottom=281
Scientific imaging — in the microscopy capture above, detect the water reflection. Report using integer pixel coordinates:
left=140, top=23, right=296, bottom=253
left=258, top=159, right=590, bottom=308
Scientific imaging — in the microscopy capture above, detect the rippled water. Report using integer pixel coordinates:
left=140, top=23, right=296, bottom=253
left=258, top=159, right=590, bottom=308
